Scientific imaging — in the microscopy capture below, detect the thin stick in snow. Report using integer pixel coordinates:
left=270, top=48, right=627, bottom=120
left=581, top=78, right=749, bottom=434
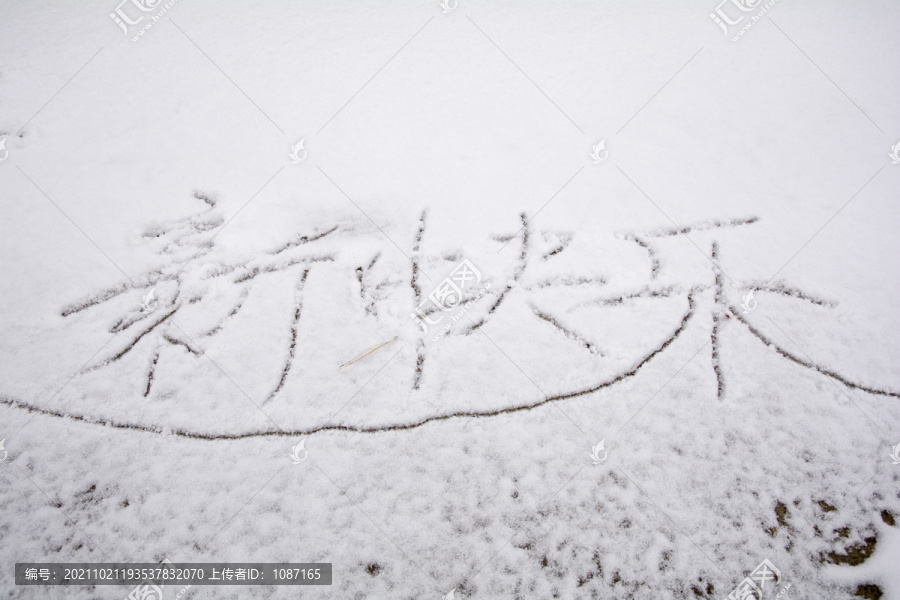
left=339, top=337, right=399, bottom=369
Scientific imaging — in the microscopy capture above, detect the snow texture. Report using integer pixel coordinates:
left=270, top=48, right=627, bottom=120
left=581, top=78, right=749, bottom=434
left=1, top=0, right=899, bottom=599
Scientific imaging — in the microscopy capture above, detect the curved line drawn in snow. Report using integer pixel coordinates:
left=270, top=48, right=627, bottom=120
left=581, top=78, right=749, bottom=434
left=728, top=308, right=900, bottom=399
left=5, top=208, right=899, bottom=440
left=0, top=290, right=699, bottom=440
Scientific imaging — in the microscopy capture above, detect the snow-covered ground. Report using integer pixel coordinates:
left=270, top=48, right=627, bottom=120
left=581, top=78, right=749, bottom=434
left=1, top=1, right=899, bottom=598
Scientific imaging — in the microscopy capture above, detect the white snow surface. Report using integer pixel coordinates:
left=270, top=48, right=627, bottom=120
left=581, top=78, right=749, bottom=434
left=1, top=1, right=900, bottom=599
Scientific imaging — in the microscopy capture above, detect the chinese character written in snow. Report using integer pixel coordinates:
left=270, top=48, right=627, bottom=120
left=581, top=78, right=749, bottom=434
left=51, top=203, right=898, bottom=425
